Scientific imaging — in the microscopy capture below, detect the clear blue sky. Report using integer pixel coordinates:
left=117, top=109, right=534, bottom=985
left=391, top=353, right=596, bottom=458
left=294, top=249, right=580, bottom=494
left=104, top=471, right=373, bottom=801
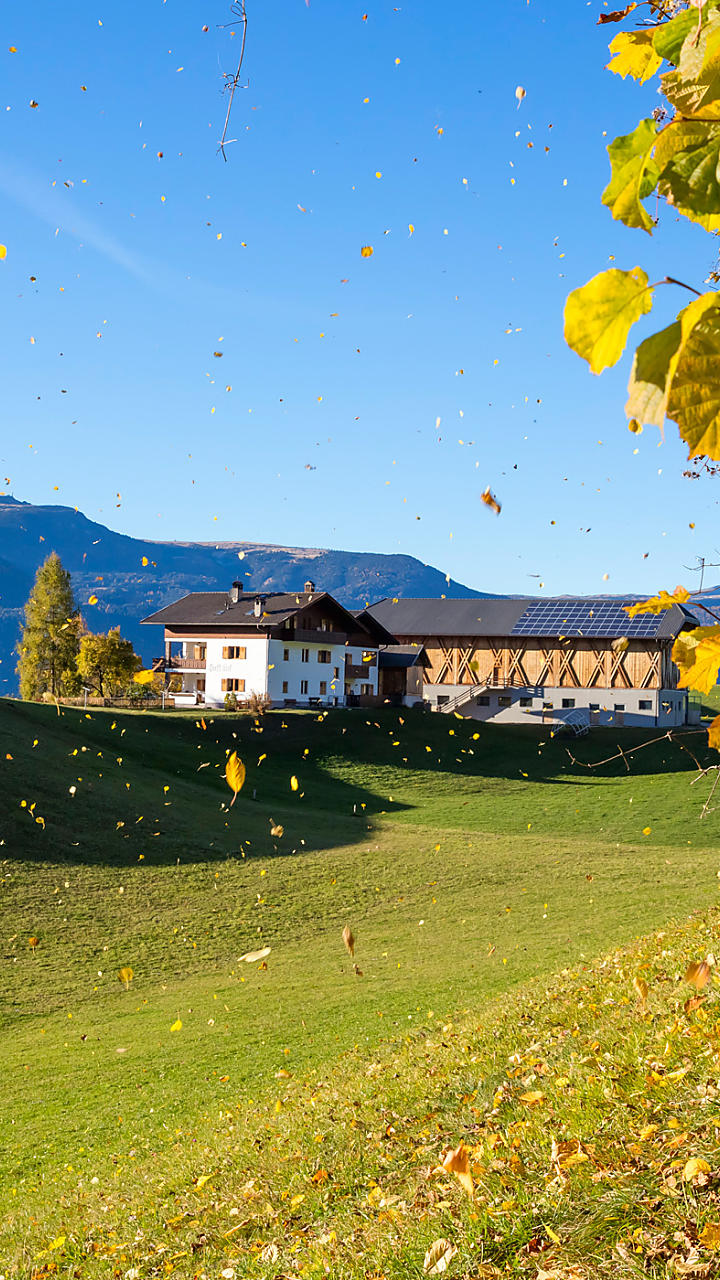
left=0, top=0, right=717, bottom=596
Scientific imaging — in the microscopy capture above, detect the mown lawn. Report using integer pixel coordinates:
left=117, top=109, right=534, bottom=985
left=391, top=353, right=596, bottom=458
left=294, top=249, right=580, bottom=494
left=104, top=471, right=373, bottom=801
left=1, top=699, right=719, bottom=1276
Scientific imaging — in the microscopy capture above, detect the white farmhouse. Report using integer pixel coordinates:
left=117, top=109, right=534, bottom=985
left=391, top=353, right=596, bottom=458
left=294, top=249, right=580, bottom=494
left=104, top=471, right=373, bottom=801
left=142, top=580, right=395, bottom=709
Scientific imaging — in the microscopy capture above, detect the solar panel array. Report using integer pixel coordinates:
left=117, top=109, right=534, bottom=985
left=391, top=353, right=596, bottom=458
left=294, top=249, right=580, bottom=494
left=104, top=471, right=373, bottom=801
left=511, top=600, right=664, bottom=639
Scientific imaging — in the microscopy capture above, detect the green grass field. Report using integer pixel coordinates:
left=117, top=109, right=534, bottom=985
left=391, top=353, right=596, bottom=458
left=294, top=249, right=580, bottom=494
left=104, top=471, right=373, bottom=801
left=1, top=699, right=720, bottom=1276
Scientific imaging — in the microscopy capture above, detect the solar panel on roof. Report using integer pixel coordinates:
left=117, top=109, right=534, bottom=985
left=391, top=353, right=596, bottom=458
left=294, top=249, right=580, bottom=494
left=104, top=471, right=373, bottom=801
left=510, top=600, right=664, bottom=639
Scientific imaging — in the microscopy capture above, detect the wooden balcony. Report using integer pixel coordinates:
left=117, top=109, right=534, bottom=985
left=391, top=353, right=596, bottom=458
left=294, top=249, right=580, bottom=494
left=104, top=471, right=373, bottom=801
left=345, top=663, right=373, bottom=680
left=157, top=655, right=206, bottom=670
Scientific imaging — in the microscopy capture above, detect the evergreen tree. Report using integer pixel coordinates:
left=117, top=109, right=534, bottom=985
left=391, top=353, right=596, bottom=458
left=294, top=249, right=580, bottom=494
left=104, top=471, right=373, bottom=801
left=16, top=553, right=81, bottom=700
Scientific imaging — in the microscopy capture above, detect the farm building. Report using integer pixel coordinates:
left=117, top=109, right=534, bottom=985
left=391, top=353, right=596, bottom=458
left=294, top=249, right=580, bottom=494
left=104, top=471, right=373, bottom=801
left=367, top=596, right=707, bottom=726
left=142, top=581, right=394, bottom=708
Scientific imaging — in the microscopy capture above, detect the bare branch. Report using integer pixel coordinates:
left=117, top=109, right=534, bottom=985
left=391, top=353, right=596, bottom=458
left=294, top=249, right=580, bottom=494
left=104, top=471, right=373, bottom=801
left=218, top=0, right=248, bottom=162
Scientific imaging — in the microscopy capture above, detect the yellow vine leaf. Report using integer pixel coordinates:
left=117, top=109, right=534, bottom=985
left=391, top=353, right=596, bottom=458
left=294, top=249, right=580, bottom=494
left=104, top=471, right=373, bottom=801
left=700, top=1223, right=720, bottom=1248
left=667, top=296, right=720, bottom=459
left=225, top=751, right=246, bottom=806
left=607, top=29, right=662, bottom=83
left=633, top=974, right=648, bottom=1004
left=625, top=586, right=691, bottom=616
left=564, top=266, right=653, bottom=374
left=602, top=117, right=659, bottom=234
left=672, top=627, right=720, bottom=694
left=441, top=1141, right=474, bottom=1198
left=655, top=120, right=720, bottom=232
left=709, top=714, right=720, bottom=750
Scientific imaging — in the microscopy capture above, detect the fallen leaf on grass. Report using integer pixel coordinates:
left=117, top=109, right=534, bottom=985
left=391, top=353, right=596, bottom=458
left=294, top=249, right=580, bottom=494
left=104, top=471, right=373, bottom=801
left=424, top=1238, right=456, bottom=1274
left=683, top=1157, right=711, bottom=1183
left=700, top=1223, right=720, bottom=1248
left=519, top=1090, right=545, bottom=1105
left=633, top=974, right=648, bottom=1005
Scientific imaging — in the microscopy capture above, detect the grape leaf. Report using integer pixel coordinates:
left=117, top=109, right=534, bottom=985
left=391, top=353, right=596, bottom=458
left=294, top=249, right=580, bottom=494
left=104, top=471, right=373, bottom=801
left=625, top=586, right=691, bottom=617
left=607, top=30, right=662, bottom=83
left=564, top=267, right=653, bottom=374
left=667, top=297, right=720, bottom=458
left=653, top=7, right=705, bottom=66
left=625, top=319, right=682, bottom=429
left=602, top=117, right=659, bottom=233
left=709, top=714, right=720, bottom=751
left=656, top=120, right=720, bottom=231
left=672, top=626, right=720, bottom=694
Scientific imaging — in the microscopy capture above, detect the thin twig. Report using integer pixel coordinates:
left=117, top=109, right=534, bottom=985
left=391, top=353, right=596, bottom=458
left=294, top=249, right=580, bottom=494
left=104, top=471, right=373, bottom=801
left=218, top=0, right=248, bottom=162
left=565, top=728, right=706, bottom=770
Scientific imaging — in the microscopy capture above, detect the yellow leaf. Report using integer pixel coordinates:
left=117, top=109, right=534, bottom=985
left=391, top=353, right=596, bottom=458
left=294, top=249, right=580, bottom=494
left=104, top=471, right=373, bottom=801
left=515, top=85, right=526, bottom=104
left=342, top=924, right=355, bottom=957
left=225, top=751, right=246, bottom=805
left=564, top=265, right=653, bottom=374
left=290, top=774, right=299, bottom=791
left=170, top=1018, right=182, bottom=1032
left=709, top=715, right=720, bottom=751
left=519, top=1090, right=545, bottom=1105
left=481, top=486, right=501, bottom=515
left=442, top=1141, right=474, bottom=1197
left=118, top=965, right=134, bottom=989
left=683, top=1156, right=711, bottom=1182
left=270, top=823, right=284, bottom=837
left=239, top=946, right=271, bottom=963
left=28, top=935, right=38, bottom=950
left=700, top=1223, right=720, bottom=1248
left=0, top=245, right=7, bottom=260
left=360, top=245, right=374, bottom=257
left=686, top=958, right=713, bottom=990
left=133, top=669, right=155, bottom=684
left=607, top=29, right=662, bottom=83
left=48, top=1235, right=66, bottom=1251
left=88, top=594, right=98, bottom=605
left=673, top=627, right=720, bottom=695
left=141, top=555, right=149, bottom=566
left=633, top=974, right=648, bottom=1003
left=423, top=1239, right=456, bottom=1275
left=194, top=1173, right=213, bottom=1189
left=625, top=586, right=691, bottom=616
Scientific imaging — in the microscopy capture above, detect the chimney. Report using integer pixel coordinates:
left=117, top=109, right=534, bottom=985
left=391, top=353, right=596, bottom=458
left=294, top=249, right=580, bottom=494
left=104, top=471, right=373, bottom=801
left=253, top=595, right=263, bottom=619
left=304, top=579, right=315, bottom=594
left=228, top=581, right=244, bottom=605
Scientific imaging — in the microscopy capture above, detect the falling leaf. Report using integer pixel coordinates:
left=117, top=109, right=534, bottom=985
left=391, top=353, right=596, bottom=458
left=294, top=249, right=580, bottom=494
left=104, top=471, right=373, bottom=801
left=684, top=993, right=706, bottom=1015
left=424, top=1239, right=456, bottom=1275
left=0, top=245, right=7, bottom=260
left=481, top=486, right=501, bottom=514
left=515, top=85, right=526, bottom=106
left=239, top=946, right=271, bottom=963
left=628, top=417, right=643, bottom=433
left=118, top=965, right=134, bottom=990
left=342, top=924, right=355, bottom=957
left=225, top=751, right=246, bottom=806
left=87, top=594, right=98, bottom=605
left=270, top=823, right=284, bottom=837
left=141, top=555, right=149, bottom=566
left=597, top=2, right=636, bottom=22
left=633, top=974, right=648, bottom=1004
left=28, top=935, right=38, bottom=951
left=442, top=1142, right=474, bottom=1197
left=170, top=1018, right=182, bottom=1032
left=708, top=715, right=720, bottom=752
left=290, top=775, right=299, bottom=791
left=360, top=245, right=374, bottom=257
left=686, top=959, right=712, bottom=990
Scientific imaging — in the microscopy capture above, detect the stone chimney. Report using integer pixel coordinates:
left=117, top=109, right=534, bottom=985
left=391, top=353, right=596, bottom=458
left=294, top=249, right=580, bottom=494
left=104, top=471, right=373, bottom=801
left=253, top=595, right=264, bottom=619
left=304, top=579, right=315, bottom=594
left=228, top=581, right=244, bottom=605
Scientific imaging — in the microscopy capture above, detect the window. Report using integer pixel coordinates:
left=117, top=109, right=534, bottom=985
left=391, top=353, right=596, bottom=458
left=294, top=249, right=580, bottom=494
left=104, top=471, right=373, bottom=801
left=282, top=681, right=289, bottom=694
left=589, top=703, right=600, bottom=711
left=498, top=696, right=511, bottom=707
left=639, top=699, right=652, bottom=710
left=543, top=701, right=554, bottom=710
left=561, top=698, right=575, bottom=709
left=300, top=679, right=309, bottom=695
left=318, top=649, right=332, bottom=663
left=614, top=703, right=625, bottom=712
left=222, top=645, right=246, bottom=660
left=361, top=683, right=373, bottom=695
left=519, top=696, right=532, bottom=707
left=319, top=681, right=327, bottom=695
left=362, top=651, right=374, bottom=664
left=320, top=618, right=330, bottom=631
left=437, top=695, right=450, bottom=706
left=301, top=648, right=310, bottom=663
left=333, top=666, right=340, bottom=679
left=221, top=678, right=245, bottom=692
left=477, top=695, right=490, bottom=706
left=283, top=648, right=290, bottom=662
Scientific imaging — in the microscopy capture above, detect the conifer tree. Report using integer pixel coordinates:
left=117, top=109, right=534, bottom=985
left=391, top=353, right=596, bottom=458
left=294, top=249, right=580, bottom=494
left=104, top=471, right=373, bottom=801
left=16, top=552, right=81, bottom=700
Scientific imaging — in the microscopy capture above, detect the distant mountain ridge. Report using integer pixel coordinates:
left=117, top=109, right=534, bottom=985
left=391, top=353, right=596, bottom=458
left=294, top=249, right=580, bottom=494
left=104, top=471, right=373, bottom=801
left=0, top=495, right=488, bottom=695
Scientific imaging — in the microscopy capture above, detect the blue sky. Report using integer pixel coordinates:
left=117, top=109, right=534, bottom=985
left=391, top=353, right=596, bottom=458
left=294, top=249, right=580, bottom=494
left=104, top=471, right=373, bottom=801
left=0, top=0, right=717, bottom=596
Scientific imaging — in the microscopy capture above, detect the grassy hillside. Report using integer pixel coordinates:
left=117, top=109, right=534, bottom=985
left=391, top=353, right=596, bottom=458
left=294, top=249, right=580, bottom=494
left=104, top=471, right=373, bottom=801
left=1, top=701, right=720, bottom=1275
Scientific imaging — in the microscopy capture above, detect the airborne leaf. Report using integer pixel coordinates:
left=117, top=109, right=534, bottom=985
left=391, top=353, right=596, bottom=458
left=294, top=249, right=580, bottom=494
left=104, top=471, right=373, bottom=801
left=239, top=946, right=271, bottom=962
left=133, top=669, right=155, bottom=685
left=442, top=1141, right=474, bottom=1197
left=597, top=3, right=636, bottom=23
left=225, top=751, right=246, bottom=806
left=606, top=30, right=662, bottom=83
left=118, top=965, right=134, bottom=989
left=708, top=714, right=720, bottom=750
left=480, top=486, right=501, bottom=514
left=686, top=958, right=713, bottom=989
left=564, top=267, right=653, bottom=373
left=342, top=924, right=355, bottom=957
left=602, top=118, right=659, bottom=233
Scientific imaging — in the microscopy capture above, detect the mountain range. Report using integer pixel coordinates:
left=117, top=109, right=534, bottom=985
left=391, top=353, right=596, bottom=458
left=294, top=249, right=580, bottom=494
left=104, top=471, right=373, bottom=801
left=0, top=496, right=485, bottom=695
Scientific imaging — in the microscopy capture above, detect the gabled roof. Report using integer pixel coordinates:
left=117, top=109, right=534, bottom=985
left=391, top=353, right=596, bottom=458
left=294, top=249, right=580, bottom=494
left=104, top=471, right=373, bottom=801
left=367, top=596, right=706, bottom=641
left=142, top=589, right=381, bottom=639
left=378, top=643, right=429, bottom=669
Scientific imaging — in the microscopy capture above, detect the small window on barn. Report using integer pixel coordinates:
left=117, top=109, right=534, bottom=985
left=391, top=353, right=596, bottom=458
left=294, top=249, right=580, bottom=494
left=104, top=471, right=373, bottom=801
left=639, top=699, right=652, bottom=710
left=561, top=698, right=575, bottom=709
left=221, top=678, right=245, bottom=692
left=498, top=696, right=511, bottom=707
left=477, top=695, right=490, bottom=706
left=437, top=695, right=450, bottom=706
left=614, top=703, right=625, bottom=712
left=519, top=697, right=532, bottom=707
left=589, top=703, right=600, bottom=711
left=333, top=666, right=340, bottom=678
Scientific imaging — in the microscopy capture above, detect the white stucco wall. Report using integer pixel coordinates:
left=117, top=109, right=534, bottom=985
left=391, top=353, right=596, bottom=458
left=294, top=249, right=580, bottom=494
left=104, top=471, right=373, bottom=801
left=170, top=636, right=380, bottom=707
left=425, top=684, right=689, bottom=727
left=267, top=638, right=347, bottom=704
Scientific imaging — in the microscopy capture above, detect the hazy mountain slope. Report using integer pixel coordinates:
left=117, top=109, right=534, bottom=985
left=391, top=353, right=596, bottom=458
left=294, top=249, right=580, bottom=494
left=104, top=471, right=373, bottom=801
left=0, top=496, right=487, bottom=693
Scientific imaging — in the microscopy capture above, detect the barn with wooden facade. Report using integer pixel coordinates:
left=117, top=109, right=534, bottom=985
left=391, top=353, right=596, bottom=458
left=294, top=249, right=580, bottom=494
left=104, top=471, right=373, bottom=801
left=368, top=596, right=706, bottom=726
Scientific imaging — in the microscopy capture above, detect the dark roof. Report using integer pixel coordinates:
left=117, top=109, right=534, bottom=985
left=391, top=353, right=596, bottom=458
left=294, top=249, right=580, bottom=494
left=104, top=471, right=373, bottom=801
left=378, top=644, right=429, bottom=669
left=142, top=589, right=377, bottom=637
left=368, top=596, right=705, bottom=641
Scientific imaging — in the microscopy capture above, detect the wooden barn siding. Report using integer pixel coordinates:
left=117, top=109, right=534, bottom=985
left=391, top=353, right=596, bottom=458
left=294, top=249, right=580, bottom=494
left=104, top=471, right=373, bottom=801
left=392, top=635, right=674, bottom=690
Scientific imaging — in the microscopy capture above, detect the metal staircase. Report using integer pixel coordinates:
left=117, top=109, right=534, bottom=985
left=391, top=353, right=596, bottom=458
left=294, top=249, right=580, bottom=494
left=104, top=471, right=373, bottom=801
left=436, top=684, right=490, bottom=714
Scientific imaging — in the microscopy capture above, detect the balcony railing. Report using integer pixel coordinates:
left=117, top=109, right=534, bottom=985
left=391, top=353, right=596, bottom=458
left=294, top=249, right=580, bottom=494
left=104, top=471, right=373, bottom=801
left=345, top=663, right=373, bottom=680
left=157, top=655, right=206, bottom=670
